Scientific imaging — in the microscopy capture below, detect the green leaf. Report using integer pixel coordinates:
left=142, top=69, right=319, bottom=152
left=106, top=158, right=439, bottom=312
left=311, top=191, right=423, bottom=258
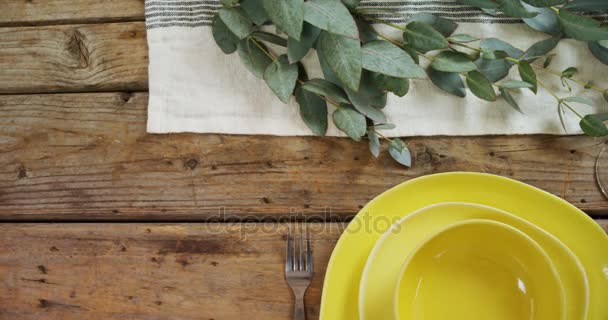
left=288, top=23, right=321, bottom=63
left=406, top=13, right=458, bottom=37
left=367, top=129, right=380, bottom=158
left=431, top=51, right=477, bottom=73
left=499, top=0, right=538, bottom=18
left=521, top=3, right=560, bottom=35
left=499, top=80, right=534, bottom=89
left=563, top=96, right=594, bottom=106
left=589, top=41, right=608, bottom=65
left=333, top=105, right=367, bottom=141
left=428, top=68, right=466, bottom=97
left=483, top=50, right=509, bottom=60
left=295, top=85, right=328, bottom=136
left=562, top=0, right=608, bottom=12
left=518, top=60, right=537, bottom=93
left=264, top=55, right=299, bottom=103
left=345, top=72, right=388, bottom=122
left=480, top=38, right=524, bottom=59
left=361, top=40, right=426, bottom=78
left=356, top=18, right=378, bottom=43
left=475, top=58, right=512, bottom=82
left=241, top=0, right=269, bottom=25
left=521, top=0, right=566, bottom=7
left=212, top=16, right=240, bottom=54
left=263, top=0, right=304, bottom=40
left=237, top=38, right=273, bottom=78
left=448, top=34, right=479, bottom=43
left=252, top=31, right=287, bottom=46
left=458, top=0, right=500, bottom=9
left=218, top=7, right=253, bottom=39
left=388, top=139, right=412, bottom=167
left=557, top=9, right=608, bottom=41
left=301, top=78, right=350, bottom=104
left=341, top=0, right=361, bottom=9
left=561, top=67, right=578, bottom=78
left=500, top=88, right=522, bottom=113
left=604, top=90, right=608, bottom=103
left=580, top=114, right=608, bottom=137
left=543, top=54, right=555, bottom=68
left=374, top=123, right=396, bottom=130
left=403, top=21, right=449, bottom=53
left=402, top=45, right=420, bottom=64
left=317, top=31, right=362, bottom=92
left=466, top=70, right=496, bottom=101
left=303, top=0, right=358, bottom=39
left=521, top=36, right=560, bottom=62
left=375, top=74, right=410, bottom=97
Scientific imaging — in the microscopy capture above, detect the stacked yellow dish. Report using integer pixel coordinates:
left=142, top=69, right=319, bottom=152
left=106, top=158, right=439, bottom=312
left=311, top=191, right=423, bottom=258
left=319, top=173, right=608, bottom=320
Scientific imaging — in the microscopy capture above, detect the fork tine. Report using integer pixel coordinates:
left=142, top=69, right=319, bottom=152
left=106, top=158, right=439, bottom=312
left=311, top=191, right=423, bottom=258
left=292, top=223, right=297, bottom=271
left=299, top=222, right=304, bottom=271
left=285, top=224, right=292, bottom=273
left=306, top=224, right=312, bottom=273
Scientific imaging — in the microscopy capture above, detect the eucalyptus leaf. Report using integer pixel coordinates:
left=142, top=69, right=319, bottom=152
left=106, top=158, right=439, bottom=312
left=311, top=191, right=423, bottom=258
left=521, top=0, right=566, bottom=7
left=361, top=40, right=426, bottom=78
left=288, top=23, right=321, bottom=63
left=431, top=51, right=477, bottom=73
left=402, top=45, right=420, bottom=64
left=264, top=55, right=299, bottom=103
left=341, top=0, right=361, bottom=9
left=317, top=31, right=362, bottom=92
left=557, top=9, right=608, bottom=41
left=374, top=123, right=396, bottom=130
left=218, top=7, right=253, bottom=39
left=237, top=38, right=273, bottom=78
left=589, top=41, right=608, bottom=65
left=304, top=0, right=359, bottom=39
left=518, top=60, right=537, bottom=93
left=241, top=0, right=269, bottom=25
left=212, top=16, right=240, bottom=54
left=483, top=50, right=509, bottom=60
left=543, top=54, right=555, bottom=68
left=500, top=88, right=523, bottom=113
left=521, top=3, right=560, bottom=35
left=562, top=67, right=578, bottom=78
left=388, top=139, right=412, bottom=167
left=301, top=78, right=350, bottom=104
left=562, top=0, right=608, bottom=12
left=466, top=70, right=497, bottom=101
left=499, top=0, right=538, bottom=18
left=333, top=105, right=367, bottom=141
left=406, top=13, right=458, bottom=37
left=252, top=31, right=287, bottom=46
left=367, top=129, right=380, bottom=158
left=345, top=72, right=388, bottom=122
left=295, top=85, right=328, bottom=136
left=448, top=34, right=479, bottom=43
left=499, top=80, right=534, bottom=89
left=604, top=90, right=608, bottom=103
left=356, top=18, right=379, bottom=43
left=475, top=58, right=513, bottom=82
left=580, top=114, right=608, bottom=137
left=480, top=38, right=524, bottom=59
left=521, top=36, right=560, bottom=62
left=563, top=96, right=594, bottom=106
left=263, top=0, right=304, bottom=40
left=375, top=74, right=410, bottom=97
left=428, top=68, right=466, bottom=97
left=482, top=8, right=500, bottom=15
left=403, top=21, right=449, bottom=53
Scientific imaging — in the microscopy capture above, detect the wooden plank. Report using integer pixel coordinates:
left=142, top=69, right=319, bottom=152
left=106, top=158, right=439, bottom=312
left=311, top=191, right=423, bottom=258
left=0, top=22, right=147, bottom=94
left=1, top=92, right=607, bottom=220
left=0, top=222, right=605, bottom=319
left=0, top=223, right=345, bottom=320
left=0, top=0, right=145, bottom=27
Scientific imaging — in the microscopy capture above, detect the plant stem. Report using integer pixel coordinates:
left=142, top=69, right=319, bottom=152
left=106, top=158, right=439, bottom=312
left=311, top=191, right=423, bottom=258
left=374, top=129, right=392, bottom=142
left=538, top=79, right=583, bottom=119
left=366, top=16, right=406, bottom=31
left=450, top=41, right=482, bottom=52
left=251, top=37, right=276, bottom=61
left=376, top=32, right=403, bottom=47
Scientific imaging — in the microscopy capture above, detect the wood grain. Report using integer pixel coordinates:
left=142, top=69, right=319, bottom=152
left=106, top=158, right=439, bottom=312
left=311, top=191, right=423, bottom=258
left=0, top=222, right=605, bottom=319
left=0, top=0, right=145, bottom=27
left=1, top=92, right=607, bottom=220
left=0, top=22, right=147, bottom=94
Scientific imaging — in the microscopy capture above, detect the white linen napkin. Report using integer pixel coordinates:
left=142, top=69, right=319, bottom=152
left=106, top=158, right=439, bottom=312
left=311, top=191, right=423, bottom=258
left=145, top=0, right=608, bottom=136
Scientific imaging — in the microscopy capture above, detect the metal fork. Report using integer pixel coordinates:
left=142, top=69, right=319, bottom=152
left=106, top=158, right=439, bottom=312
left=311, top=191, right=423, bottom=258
left=285, top=223, right=313, bottom=320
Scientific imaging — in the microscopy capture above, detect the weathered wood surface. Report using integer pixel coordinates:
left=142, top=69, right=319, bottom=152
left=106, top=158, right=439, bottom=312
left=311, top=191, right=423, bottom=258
left=0, top=223, right=346, bottom=320
left=0, top=92, right=607, bottom=220
left=0, top=0, right=145, bottom=27
left=0, top=222, right=606, bottom=319
left=0, top=22, right=147, bottom=94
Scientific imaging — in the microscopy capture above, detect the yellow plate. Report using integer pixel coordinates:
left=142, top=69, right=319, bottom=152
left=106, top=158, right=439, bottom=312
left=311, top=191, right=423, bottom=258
left=395, top=219, right=565, bottom=320
left=359, top=203, right=588, bottom=320
left=319, top=172, right=608, bottom=320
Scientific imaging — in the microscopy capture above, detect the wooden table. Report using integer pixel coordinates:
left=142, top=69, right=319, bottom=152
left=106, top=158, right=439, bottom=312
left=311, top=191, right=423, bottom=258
left=0, top=1, right=607, bottom=319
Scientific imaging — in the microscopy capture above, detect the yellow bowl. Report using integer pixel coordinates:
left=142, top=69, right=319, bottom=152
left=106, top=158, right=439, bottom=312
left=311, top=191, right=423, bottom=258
left=395, top=219, right=565, bottom=320
left=358, top=202, right=588, bottom=320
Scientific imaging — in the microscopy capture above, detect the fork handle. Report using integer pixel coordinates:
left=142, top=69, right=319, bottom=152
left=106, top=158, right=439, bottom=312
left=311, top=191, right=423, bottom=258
left=293, top=289, right=306, bottom=320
